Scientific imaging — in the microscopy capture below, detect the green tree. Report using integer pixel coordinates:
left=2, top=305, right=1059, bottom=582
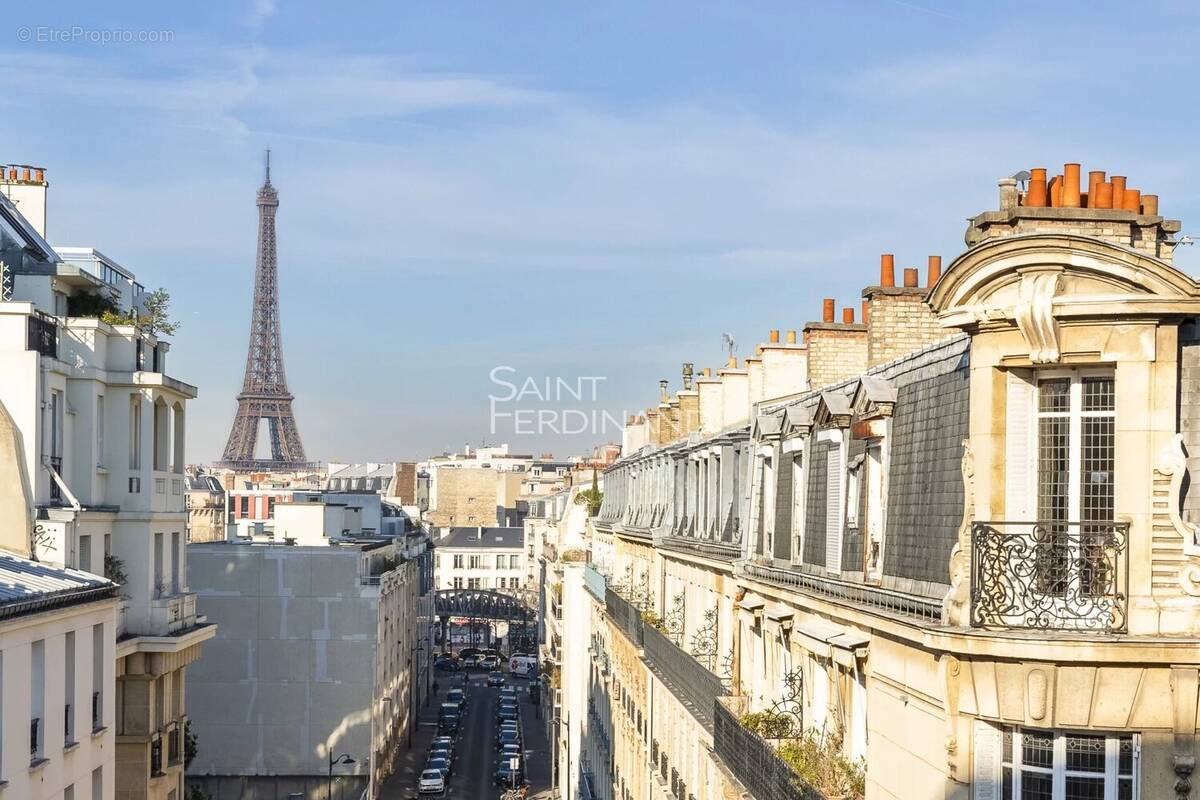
left=574, top=470, right=603, bottom=516
left=138, top=288, right=180, bottom=336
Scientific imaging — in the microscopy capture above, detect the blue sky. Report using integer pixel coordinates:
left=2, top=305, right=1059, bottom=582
left=6, top=1, right=1200, bottom=463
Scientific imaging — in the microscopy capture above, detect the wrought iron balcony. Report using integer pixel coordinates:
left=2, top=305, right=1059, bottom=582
left=641, top=622, right=726, bottom=732
left=27, top=311, right=57, bottom=358
left=48, top=456, right=63, bottom=502
left=604, top=587, right=644, bottom=646
left=970, top=520, right=1129, bottom=633
left=713, top=700, right=824, bottom=800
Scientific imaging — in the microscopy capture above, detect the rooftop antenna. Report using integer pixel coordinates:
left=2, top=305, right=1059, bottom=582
left=722, top=332, right=736, bottom=360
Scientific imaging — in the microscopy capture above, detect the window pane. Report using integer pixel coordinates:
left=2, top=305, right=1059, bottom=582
left=1022, top=730, right=1055, bottom=768
left=1003, top=728, right=1013, bottom=762
left=1065, top=776, right=1105, bottom=799
left=1065, top=733, right=1106, bottom=772
left=1118, top=736, right=1134, bottom=775
left=1021, top=770, right=1053, bottom=800
left=1038, top=378, right=1071, bottom=413
left=1082, top=377, right=1114, bottom=412
left=1081, top=416, right=1114, bottom=522
left=1118, top=778, right=1133, bottom=800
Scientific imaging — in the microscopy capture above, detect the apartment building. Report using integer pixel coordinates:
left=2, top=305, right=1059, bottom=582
left=0, top=393, right=120, bottom=800
left=187, top=539, right=429, bottom=800
left=0, top=165, right=215, bottom=800
left=434, top=526, right=526, bottom=591
left=421, top=444, right=569, bottom=527
left=184, top=472, right=225, bottom=543
left=580, top=165, right=1199, bottom=800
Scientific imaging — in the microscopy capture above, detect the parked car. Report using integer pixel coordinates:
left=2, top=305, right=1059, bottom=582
left=499, top=686, right=518, bottom=700
left=438, top=707, right=460, bottom=735
left=480, top=655, right=500, bottom=670
left=432, top=736, right=455, bottom=750
left=429, top=744, right=453, bottom=763
left=499, top=743, right=521, bottom=760
left=419, top=768, right=445, bottom=794
left=487, top=670, right=505, bottom=687
left=494, top=760, right=525, bottom=787
left=496, top=724, right=519, bottom=745
left=496, top=729, right=521, bottom=751
left=461, top=655, right=479, bottom=670
left=434, top=656, right=459, bottom=672
left=426, top=755, right=451, bottom=778
left=445, top=689, right=466, bottom=710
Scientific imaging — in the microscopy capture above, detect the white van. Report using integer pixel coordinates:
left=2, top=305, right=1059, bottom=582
left=509, top=654, right=537, bottom=676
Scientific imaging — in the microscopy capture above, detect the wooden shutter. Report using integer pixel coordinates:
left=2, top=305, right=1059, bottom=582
left=1005, top=371, right=1036, bottom=521
left=826, top=443, right=843, bottom=573
left=773, top=454, right=794, bottom=561
left=971, top=719, right=1002, bottom=800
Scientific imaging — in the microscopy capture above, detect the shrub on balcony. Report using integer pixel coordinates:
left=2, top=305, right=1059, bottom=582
left=103, top=553, right=128, bottom=586
left=739, top=710, right=798, bottom=739
left=774, top=729, right=865, bottom=800
left=640, top=609, right=667, bottom=632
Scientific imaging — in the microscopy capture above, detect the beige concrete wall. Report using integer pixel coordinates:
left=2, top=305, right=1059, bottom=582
left=426, top=467, right=501, bottom=527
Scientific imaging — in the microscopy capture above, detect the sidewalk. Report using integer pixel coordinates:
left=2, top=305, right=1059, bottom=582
left=378, top=673, right=461, bottom=798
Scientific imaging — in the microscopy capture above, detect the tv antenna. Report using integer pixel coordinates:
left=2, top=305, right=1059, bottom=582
left=722, top=333, right=736, bottom=360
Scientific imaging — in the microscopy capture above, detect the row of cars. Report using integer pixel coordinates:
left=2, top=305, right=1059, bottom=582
left=434, top=648, right=503, bottom=673
left=493, top=684, right=526, bottom=788
left=419, top=687, right=470, bottom=794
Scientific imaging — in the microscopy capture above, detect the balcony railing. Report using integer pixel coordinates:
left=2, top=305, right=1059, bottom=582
left=657, top=534, right=742, bottom=561
left=736, top=561, right=943, bottom=622
left=92, top=691, right=101, bottom=731
left=168, top=727, right=181, bottom=764
left=27, top=311, right=57, bottom=358
left=150, top=737, right=163, bottom=775
left=642, top=622, right=726, bottom=732
left=713, top=700, right=825, bottom=800
left=970, top=520, right=1129, bottom=633
left=604, top=587, right=644, bottom=647
left=48, top=456, right=63, bottom=502
left=29, top=716, right=40, bottom=761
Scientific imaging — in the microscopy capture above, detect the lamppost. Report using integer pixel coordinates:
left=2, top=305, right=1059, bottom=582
left=327, top=752, right=355, bottom=800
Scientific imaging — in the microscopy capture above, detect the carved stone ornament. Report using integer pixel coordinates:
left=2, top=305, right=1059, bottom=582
left=942, top=440, right=974, bottom=626
left=1153, top=434, right=1200, bottom=596
left=1013, top=272, right=1063, bottom=364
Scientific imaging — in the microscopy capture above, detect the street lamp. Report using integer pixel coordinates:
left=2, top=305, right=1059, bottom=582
left=327, top=752, right=355, bottom=800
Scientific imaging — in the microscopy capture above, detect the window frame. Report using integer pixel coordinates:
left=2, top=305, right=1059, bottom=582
left=997, top=726, right=1138, bottom=800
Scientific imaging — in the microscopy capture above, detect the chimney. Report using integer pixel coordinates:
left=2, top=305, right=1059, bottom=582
left=861, top=300, right=869, bottom=324
left=842, top=307, right=855, bottom=324
left=822, top=298, right=835, bottom=323
left=1026, top=168, right=1048, bottom=207
left=785, top=330, right=797, bottom=344
left=1, top=164, right=49, bottom=238
left=967, top=166, right=1181, bottom=263
left=1062, top=163, right=1081, bottom=208
left=903, top=268, right=919, bottom=288
left=927, top=255, right=942, bottom=286
left=804, top=297, right=867, bottom=391
left=998, top=177, right=1018, bottom=211
left=682, top=362, right=694, bottom=391
left=880, top=254, right=895, bottom=287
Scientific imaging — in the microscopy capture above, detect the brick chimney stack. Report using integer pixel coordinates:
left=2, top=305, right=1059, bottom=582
left=0, top=164, right=49, bottom=238
left=804, top=298, right=867, bottom=390
left=861, top=253, right=946, bottom=368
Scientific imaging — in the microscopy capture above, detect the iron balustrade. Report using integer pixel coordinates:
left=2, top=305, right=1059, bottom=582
left=641, top=622, right=726, bottom=732
left=737, top=561, right=943, bottom=621
left=713, top=701, right=826, bottom=800
left=150, top=738, right=163, bottom=775
left=27, top=312, right=57, bottom=358
left=970, top=520, right=1129, bottom=632
left=92, top=691, right=101, bottom=730
left=657, top=535, right=743, bottom=561
left=64, top=703, right=72, bottom=743
left=29, top=717, right=40, bottom=760
left=604, top=587, right=644, bottom=647
left=48, top=456, right=63, bottom=502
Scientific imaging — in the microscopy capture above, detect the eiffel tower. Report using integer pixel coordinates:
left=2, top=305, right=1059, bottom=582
left=218, top=152, right=312, bottom=471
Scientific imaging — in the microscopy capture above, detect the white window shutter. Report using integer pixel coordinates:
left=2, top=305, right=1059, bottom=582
left=826, top=443, right=843, bottom=573
left=971, top=719, right=1002, bottom=800
left=1005, top=371, right=1036, bottom=521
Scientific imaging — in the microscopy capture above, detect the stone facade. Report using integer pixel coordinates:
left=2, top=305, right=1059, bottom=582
left=424, top=466, right=502, bottom=527
left=863, top=286, right=946, bottom=367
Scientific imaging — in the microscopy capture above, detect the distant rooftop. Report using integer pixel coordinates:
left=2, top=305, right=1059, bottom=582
left=437, top=527, right=524, bottom=550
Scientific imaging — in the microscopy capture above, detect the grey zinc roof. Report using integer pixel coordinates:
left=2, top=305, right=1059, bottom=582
left=437, top=527, right=524, bottom=550
left=0, top=553, right=117, bottom=620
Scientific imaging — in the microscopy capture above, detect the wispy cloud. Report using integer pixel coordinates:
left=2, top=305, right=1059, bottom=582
left=247, top=0, right=277, bottom=28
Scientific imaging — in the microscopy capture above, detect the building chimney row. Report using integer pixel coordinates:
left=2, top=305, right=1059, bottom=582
left=823, top=298, right=835, bottom=323
left=880, top=254, right=895, bottom=287
left=927, top=255, right=942, bottom=286
left=903, top=268, right=919, bottom=288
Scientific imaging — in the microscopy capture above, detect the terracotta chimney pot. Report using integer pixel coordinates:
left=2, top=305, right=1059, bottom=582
left=843, top=307, right=855, bottom=324
left=6, top=167, right=15, bottom=181
left=927, top=255, right=942, bottom=286
left=727, top=355, right=737, bottom=368
left=1049, top=175, right=1063, bottom=207
left=1026, top=168, right=1048, bottom=207
left=880, top=254, right=895, bottom=287
left=1141, top=194, right=1159, bottom=216
left=701, top=367, right=711, bottom=377
left=1088, top=170, right=1105, bottom=204
left=861, top=300, right=870, bottom=324
left=785, top=330, right=797, bottom=344
left=20, top=168, right=30, bottom=182
left=1062, top=163, right=1081, bottom=208
left=34, top=168, right=44, bottom=182
left=1111, top=176, right=1126, bottom=209
left=903, top=268, right=919, bottom=288
left=769, top=329, right=780, bottom=344
left=1094, top=182, right=1113, bottom=209
left=1122, top=189, right=1141, bottom=213
left=822, top=298, right=835, bottom=323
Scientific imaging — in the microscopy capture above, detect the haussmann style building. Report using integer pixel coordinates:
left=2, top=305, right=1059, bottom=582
left=565, top=165, right=1200, bottom=800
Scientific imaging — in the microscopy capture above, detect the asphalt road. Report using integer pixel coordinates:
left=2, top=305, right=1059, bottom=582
left=379, top=670, right=549, bottom=800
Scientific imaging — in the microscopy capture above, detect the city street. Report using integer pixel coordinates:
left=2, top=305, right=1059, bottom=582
left=379, top=670, right=550, bottom=799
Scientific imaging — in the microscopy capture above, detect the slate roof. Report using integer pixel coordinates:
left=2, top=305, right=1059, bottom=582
left=0, top=553, right=117, bottom=621
left=437, top=527, right=524, bottom=550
